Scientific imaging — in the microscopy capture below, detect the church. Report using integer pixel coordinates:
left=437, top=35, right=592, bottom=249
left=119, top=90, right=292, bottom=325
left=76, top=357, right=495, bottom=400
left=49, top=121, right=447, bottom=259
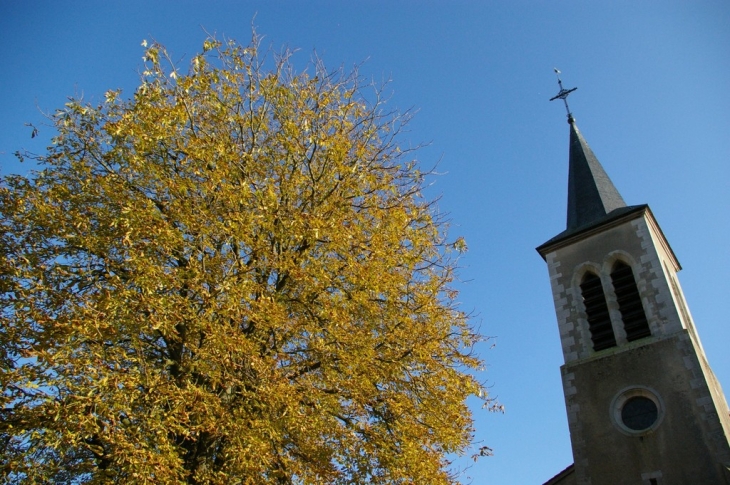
left=536, top=80, right=730, bottom=484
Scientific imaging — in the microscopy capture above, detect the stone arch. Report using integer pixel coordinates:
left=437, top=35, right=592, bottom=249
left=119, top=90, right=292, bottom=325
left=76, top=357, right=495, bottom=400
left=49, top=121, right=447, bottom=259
left=602, top=250, right=641, bottom=276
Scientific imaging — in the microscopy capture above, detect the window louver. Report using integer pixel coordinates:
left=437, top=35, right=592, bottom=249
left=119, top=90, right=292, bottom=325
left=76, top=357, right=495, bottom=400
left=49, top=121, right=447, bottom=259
left=611, top=262, right=651, bottom=341
left=580, top=272, right=617, bottom=351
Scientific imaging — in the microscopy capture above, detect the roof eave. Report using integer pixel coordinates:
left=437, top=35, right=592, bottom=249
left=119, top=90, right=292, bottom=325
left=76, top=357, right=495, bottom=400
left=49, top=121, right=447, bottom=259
left=536, top=205, right=648, bottom=259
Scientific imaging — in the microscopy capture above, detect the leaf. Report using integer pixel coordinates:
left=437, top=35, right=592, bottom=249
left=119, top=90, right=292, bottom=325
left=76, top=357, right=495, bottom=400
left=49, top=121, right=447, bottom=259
left=0, top=29, right=489, bottom=485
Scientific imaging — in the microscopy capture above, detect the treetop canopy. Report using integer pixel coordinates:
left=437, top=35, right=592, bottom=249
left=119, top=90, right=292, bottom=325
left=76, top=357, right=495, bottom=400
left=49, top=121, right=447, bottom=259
left=0, top=33, right=497, bottom=484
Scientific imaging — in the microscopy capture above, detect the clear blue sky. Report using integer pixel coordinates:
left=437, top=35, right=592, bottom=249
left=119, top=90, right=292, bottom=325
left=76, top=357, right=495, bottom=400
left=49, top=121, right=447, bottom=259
left=2, top=2, right=729, bottom=483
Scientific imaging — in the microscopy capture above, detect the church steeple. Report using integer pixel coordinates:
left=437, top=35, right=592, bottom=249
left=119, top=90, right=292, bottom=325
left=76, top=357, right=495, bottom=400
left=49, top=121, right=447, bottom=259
left=566, top=122, right=626, bottom=230
left=538, top=75, right=730, bottom=485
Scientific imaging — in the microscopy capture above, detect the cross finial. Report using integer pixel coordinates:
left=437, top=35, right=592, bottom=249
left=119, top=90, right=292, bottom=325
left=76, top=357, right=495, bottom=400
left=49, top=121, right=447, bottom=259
left=550, top=68, right=577, bottom=123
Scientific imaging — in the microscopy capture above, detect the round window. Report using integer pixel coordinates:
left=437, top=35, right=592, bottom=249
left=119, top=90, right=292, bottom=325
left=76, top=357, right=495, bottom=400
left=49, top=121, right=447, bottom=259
left=621, top=396, right=658, bottom=431
left=610, top=387, right=664, bottom=435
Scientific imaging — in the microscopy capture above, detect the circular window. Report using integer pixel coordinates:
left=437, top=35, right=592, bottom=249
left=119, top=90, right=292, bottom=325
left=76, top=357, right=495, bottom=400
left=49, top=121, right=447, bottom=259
left=611, top=387, right=664, bottom=435
left=621, top=396, right=658, bottom=430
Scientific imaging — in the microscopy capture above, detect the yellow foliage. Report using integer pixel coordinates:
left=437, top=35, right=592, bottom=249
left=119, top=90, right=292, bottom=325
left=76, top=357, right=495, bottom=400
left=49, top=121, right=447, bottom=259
left=0, top=33, right=495, bottom=484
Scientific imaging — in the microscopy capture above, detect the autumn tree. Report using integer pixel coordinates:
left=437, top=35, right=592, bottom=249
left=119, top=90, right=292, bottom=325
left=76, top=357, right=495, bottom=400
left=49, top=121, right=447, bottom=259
left=0, top=34, right=494, bottom=484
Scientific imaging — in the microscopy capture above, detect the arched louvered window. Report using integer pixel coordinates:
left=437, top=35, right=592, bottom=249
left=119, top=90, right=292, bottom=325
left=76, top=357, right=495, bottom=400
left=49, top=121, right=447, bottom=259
left=580, top=272, right=617, bottom=351
left=611, top=261, right=650, bottom=341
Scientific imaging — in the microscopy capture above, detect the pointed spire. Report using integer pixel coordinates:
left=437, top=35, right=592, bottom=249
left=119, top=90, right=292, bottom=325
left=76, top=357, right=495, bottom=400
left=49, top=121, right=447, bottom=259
left=538, top=72, right=643, bottom=256
left=566, top=122, right=626, bottom=230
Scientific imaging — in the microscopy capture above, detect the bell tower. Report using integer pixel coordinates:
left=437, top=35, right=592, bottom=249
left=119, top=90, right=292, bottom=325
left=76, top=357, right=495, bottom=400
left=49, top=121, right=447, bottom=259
left=538, top=75, right=730, bottom=485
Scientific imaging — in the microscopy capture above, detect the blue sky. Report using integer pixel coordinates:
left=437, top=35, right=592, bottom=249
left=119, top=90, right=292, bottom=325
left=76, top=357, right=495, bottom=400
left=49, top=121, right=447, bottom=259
left=2, top=2, right=729, bottom=483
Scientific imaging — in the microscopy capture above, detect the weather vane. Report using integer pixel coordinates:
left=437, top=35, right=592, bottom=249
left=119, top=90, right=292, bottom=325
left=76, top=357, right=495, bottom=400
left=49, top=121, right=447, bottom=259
left=550, top=68, right=577, bottom=123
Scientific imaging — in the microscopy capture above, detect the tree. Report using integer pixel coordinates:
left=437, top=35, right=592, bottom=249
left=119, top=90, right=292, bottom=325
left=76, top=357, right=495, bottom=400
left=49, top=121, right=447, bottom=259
left=0, top=34, right=494, bottom=484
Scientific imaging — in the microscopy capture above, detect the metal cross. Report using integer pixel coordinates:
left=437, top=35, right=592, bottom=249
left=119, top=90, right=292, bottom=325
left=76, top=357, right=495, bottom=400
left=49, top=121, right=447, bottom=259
left=550, top=68, right=577, bottom=123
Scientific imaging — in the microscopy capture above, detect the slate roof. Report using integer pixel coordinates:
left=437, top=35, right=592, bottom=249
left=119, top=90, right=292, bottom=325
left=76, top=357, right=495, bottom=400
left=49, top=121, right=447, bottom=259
left=566, top=121, right=626, bottom=230
left=536, top=121, right=646, bottom=257
left=543, top=463, right=575, bottom=485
